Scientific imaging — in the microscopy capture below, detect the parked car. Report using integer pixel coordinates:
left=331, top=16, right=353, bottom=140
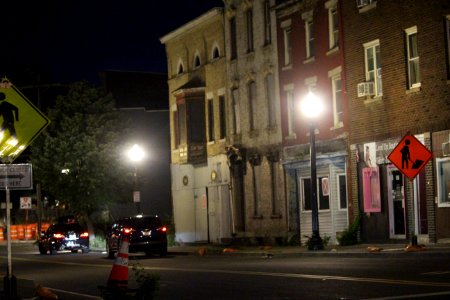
left=106, top=215, right=168, bottom=258
left=38, top=223, right=90, bottom=254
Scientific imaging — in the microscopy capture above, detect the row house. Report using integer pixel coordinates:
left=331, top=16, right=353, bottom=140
left=224, top=0, right=286, bottom=244
left=343, top=0, right=450, bottom=244
left=160, top=8, right=233, bottom=244
left=275, top=0, right=349, bottom=245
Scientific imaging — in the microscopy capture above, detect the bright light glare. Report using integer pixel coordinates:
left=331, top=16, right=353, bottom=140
left=128, top=144, right=145, bottom=162
left=300, top=91, right=324, bottom=119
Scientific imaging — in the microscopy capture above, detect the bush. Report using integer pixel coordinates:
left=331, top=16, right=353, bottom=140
left=337, top=214, right=361, bottom=246
left=132, top=264, right=160, bottom=300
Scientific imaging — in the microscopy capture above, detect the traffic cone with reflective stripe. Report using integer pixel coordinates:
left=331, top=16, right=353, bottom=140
left=107, top=234, right=129, bottom=289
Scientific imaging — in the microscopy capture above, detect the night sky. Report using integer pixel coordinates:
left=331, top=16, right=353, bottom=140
left=3, top=1, right=223, bottom=85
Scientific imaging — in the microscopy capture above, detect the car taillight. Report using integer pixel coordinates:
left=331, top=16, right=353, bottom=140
left=53, top=233, right=65, bottom=239
left=80, top=232, right=89, bottom=238
left=158, top=226, right=167, bottom=233
left=123, top=228, right=133, bottom=234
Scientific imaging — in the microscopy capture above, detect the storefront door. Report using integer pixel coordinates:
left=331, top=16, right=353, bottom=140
left=388, top=166, right=406, bottom=238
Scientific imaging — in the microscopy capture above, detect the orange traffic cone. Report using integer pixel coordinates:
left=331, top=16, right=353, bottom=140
left=107, top=234, right=129, bottom=289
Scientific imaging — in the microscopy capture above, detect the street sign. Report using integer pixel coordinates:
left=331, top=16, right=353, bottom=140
left=0, top=164, right=33, bottom=190
left=0, top=79, right=50, bottom=162
left=388, top=134, right=432, bottom=180
left=20, top=196, right=32, bottom=209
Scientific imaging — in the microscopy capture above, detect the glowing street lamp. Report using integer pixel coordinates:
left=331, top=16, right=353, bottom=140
left=300, top=91, right=324, bottom=251
left=128, top=144, right=145, bottom=213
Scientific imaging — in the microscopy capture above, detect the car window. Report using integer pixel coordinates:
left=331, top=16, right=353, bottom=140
left=120, top=217, right=162, bottom=228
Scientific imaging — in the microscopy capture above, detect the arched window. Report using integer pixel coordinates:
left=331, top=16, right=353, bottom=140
left=194, top=54, right=201, bottom=68
left=177, top=59, right=184, bottom=75
left=212, top=46, right=220, bottom=59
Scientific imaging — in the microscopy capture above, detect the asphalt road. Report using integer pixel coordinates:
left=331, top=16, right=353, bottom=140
left=1, top=243, right=450, bottom=299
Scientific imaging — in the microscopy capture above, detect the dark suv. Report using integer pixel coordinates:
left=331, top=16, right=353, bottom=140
left=38, top=223, right=90, bottom=254
left=106, top=215, right=168, bottom=258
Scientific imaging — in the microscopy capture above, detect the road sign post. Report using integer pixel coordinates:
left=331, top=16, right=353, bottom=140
left=387, top=133, right=432, bottom=180
left=0, top=78, right=50, bottom=298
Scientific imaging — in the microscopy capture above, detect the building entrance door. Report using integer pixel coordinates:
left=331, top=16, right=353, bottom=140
left=388, top=166, right=406, bottom=238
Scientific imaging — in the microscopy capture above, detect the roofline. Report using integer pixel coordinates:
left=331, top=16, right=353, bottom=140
left=160, top=7, right=223, bottom=44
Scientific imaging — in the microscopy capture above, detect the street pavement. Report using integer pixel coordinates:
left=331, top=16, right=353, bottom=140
left=2, top=240, right=450, bottom=299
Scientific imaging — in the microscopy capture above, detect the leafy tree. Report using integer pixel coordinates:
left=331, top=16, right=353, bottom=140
left=31, top=81, right=132, bottom=226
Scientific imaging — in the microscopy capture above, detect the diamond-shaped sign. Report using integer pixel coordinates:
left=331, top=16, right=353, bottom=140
left=388, top=134, right=432, bottom=180
left=0, top=79, right=50, bottom=162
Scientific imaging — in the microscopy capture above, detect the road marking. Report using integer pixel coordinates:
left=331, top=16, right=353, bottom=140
left=421, top=270, right=450, bottom=275
left=362, top=290, right=450, bottom=299
left=49, top=287, right=103, bottom=299
left=140, top=266, right=450, bottom=288
left=4, top=255, right=450, bottom=289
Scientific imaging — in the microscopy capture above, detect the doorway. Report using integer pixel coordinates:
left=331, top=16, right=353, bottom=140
left=388, top=166, right=406, bottom=238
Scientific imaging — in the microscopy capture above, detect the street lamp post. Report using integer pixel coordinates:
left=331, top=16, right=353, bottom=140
left=300, top=91, right=324, bottom=251
left=128, top=144, right=145, bottom=213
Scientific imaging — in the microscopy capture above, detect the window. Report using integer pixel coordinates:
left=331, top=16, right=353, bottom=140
left=188, top=100, right=206, bottom=143
left=269, top=157, right=280, bottom=216
left=329, top=67, right=343, bottom=127
left=177, top=103, right=186, bottom=145
left=405, top=26, right=420, bottom=89
left=437, top=158, right=450, bottom=207
left=446, top=16, right=450, bottom=79
left=173, top=110, right=179, bottom=148
left=208, top=99, right=215, bottom=142
left=212, top=46, right=220, bottom=59
left=248, top=81, right=257, bottom=131
left=302, top=11, right=314, bottom=59
left=219, top=95, right=226, bottom=139
left=266, top=73, right=276, bottom=127
left=337, top=174, right=347, bottom=209
left=230, top=16, right=237, bottom=59
left=177, top=59, right=184, bottom=75
left=250, top=156, right=261, bottom=217
left=364, top=40, right=382, bottom=97
left=283, top=27, right=292, bottom=66
left=325, top=0, right=339, bottom=50
left=285, top=85, right=295, bottom=137
left=263, top=0, right=271, bottom=45
left=193, top=54, right=201, bottom=68
left=231, top=88, right=240, bottom=134
left=302, top=176, right=330, bottom=211
left=246, top=8, right=254, bottom=52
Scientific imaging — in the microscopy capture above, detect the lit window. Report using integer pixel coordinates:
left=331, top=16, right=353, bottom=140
left=364, top=40, right=382, bottom=97
left=283, top=27, right=292, bottom=66
left=405, top=26, right=420, bottom=89
left=329, top=66, right=343, bottom=127
left=325, top=0, right=339, bottom=50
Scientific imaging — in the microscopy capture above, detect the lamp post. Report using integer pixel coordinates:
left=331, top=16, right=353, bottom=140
left=300, top=91, right=324, bottom=251
left=128, top=144, right=145, bottom=213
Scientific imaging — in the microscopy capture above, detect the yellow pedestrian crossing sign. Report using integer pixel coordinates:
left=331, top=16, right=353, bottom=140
left=0, top=78, right=50, bottom=162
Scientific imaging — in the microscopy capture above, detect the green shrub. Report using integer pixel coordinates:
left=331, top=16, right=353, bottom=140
left=337, top=214, right=361, bottom=246
left=132, top=264, right=160, bottom=300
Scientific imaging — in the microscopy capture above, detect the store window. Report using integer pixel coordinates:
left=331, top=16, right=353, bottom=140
left=437, top=158, right=450, bottom=207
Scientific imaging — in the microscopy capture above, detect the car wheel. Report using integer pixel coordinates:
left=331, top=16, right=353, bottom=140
left=49, top=248, right=57, bottom=255
left=38, top=244, right=47, bottom=255
left=106, top=243, right=115, bottom=259
left=71, top=249, right=78, bottom=253
left=82, top=248, right=90, bottom=254
left=159, top=246, right=167, bottom=257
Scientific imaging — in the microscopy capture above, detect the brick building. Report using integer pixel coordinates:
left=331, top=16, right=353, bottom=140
left=275, top=0, right=349, bottom=245
left=343, top=0, right=450, bottom=243
left=160, top=8, right=232, bottom=244
left=224, top=0, right=286, bottom=244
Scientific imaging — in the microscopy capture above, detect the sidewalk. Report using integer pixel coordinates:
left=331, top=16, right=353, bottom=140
left=168, top=242, right=450, bottom=258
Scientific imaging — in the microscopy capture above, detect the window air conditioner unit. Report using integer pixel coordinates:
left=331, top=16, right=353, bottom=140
left=356, top=0, right=373, bottom=8
left=443, top=142, right=450, bottom=157
left=357, top=82, right=375, bottom=97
